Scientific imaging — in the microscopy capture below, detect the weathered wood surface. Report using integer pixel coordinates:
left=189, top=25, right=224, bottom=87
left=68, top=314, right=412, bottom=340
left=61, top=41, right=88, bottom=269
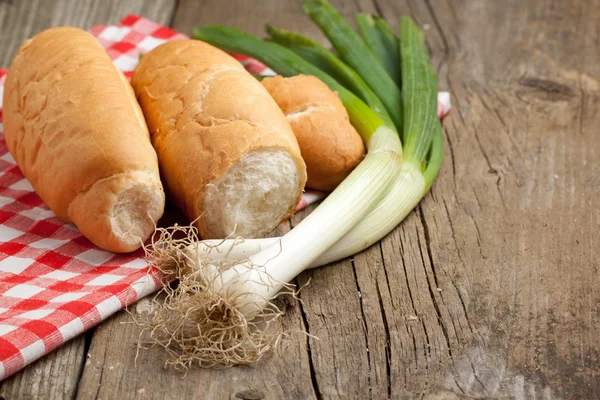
left=1, top=0, right=599, bottom=399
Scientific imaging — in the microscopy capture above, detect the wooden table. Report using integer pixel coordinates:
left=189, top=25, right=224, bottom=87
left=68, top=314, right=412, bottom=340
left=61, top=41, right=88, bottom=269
left=1, top=0, right=598, bottom=398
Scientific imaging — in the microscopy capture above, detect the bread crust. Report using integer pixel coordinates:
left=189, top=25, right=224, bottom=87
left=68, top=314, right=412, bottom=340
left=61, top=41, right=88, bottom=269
left=262, top=75, right=366, bottom=191
left=131, top=40, right=306, bottom=238
left=3, top=27, right=165, bottom=252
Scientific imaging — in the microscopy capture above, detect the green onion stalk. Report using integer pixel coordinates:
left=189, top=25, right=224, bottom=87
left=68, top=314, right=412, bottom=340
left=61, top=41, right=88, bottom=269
left=302, top=0, right=403, bottom=129
left=144, top=38, right=402, bottom=361
left=171, top=25, right=403, bottom=322
left=356, top=13, right=401, bottom=87
left=144, top=4, right=442, bottom=367
left=191, top=15, right=441, bottom=269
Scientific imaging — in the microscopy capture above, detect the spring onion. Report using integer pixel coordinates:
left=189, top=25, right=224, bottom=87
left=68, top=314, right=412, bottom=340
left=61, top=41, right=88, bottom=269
left=356, top=13, right=401, bottom=87
left=146, top=7, right=442, bottom=367
left=146, top=144, right=399, bottom=366
left=293, top=16, right=439, bottom=266
left=302, top=0, right=403, bottom=129
left=143, top=24, right=407, bottom=367
left=191, top=16, right=440, bottom=268
left=265, top=25, right=395, bottom=129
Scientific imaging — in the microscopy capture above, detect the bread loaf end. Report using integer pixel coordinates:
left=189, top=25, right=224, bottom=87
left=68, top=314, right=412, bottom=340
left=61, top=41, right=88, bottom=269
left=68, top=171, right=165, bottom=253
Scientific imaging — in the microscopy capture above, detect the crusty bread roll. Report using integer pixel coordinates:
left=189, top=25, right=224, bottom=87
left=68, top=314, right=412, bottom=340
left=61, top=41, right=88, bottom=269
left=261, top=75, right=366, bottom=191
left=3, top=27, right=165, bottom=253
left=131, top=40, right=307, bottom=239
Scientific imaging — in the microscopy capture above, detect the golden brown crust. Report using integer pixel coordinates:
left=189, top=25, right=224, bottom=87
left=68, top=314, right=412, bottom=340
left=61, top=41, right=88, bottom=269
left=3, top=27, right=164, bottom=252
left=262, top=75, right=366, bottom=191
left=68, top=170, right=164, bottom=253
left=131, top=40, right=306, bottom=237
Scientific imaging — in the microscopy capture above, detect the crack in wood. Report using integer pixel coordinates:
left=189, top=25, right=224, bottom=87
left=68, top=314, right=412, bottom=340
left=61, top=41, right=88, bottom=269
left=372, top=0, right=384, bottom=17
left=423, top=0, right=450, bottom=55
left=470, top=360, right=491, bottom=396
left=476, top=92, right=524, bottom=166
left=398, top=237, right=421, bottom=376
left=376, top=243, right=392, bottom=399
left=444, top=123, right=458, bottom=187
left=415, top=222, right=450, bottom=353
left=73, top=328, right=94, bottom=398
left=417, top=205, right=478, bottom=396
left=471, top=187, right=483, bottom=211
left=378, top=244, right=394, bottom=308
left=399, top=237, right=417, bottom=313
left=439, top=199, right=480, bottom=343
left=90, top=342, right=109, bottom=400
left=297, top=282, right=323, bottom=400
left=441, top=198, right=465, bottom=266
left=375, top=279, right=392, bottom=400
left=419, top=317, right=430, bottom=399
left=412, top=224, right=439, bottom=399
left=167, top=0, right=180, bottom=27
left=518, top=77, right=575, bottom=97
left=350, top=259, right=374, bottom=400
left=471, top=121, right=508, bottom=209
left=465, top=208, right=484, bottom=259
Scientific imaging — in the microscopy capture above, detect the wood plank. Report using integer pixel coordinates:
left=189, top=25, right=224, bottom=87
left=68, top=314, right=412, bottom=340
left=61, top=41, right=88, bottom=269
left=0, top=337, right=86, bottom=400
left=0, top=0, right=177, bottom=68
left=377, top=0, right=600, bottom=397
left=172, top=0, right=370, bottom=45
left=4, top=0, right=599, bottom=399
left=0, top=0, right=176, bottom=396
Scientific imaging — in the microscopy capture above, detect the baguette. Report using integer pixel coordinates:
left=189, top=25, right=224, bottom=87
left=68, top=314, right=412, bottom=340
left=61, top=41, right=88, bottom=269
left=261, top=75, right=365, bottom=191
left=3, top=27, right=165, bottom=253
left=131, top=40, right=307, bottom=239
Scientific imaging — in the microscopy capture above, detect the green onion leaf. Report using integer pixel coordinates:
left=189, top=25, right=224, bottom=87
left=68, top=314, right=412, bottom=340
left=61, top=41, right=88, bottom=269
left=302, top=0, right=403, bottom=129
left=400, top=16, right=438, bottom=164
left=265, top=25, right=395, bottom=130
left=356, top=13, right=401, bottom=87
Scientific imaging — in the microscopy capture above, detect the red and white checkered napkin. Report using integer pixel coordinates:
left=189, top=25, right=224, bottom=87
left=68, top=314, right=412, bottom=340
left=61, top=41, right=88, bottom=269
left=0, top=15, right=451, bottom=380
left=0, top=15, right=186, bottom=381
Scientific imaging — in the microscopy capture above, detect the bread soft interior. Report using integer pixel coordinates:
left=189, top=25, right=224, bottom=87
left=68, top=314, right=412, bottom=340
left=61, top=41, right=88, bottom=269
left=201, top=148, right=300, bottom=239
left=67, top=170, right=164, bottom=253
left=111, top=184, right=164, bottom=248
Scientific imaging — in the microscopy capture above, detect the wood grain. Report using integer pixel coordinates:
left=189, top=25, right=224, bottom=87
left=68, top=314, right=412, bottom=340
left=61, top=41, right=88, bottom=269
left=0, top=0, right=177, bottom=68
left=1, top=0, right=599, bottom=398
left=0, top=336, right=86, bottom=400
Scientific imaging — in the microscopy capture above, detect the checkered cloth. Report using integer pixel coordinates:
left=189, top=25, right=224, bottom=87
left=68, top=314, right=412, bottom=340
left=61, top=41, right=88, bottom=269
left=0, top=15, right=451, bottom=381
left=0, top=15, right=185, bottom=382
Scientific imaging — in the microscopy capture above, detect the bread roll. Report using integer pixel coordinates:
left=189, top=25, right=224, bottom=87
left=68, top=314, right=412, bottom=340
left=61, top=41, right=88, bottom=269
left=3, top=27, right=165, bottom=253
left=131, top=40, right=306, bottom=239
left=261, top=75, right=365, bottom=191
